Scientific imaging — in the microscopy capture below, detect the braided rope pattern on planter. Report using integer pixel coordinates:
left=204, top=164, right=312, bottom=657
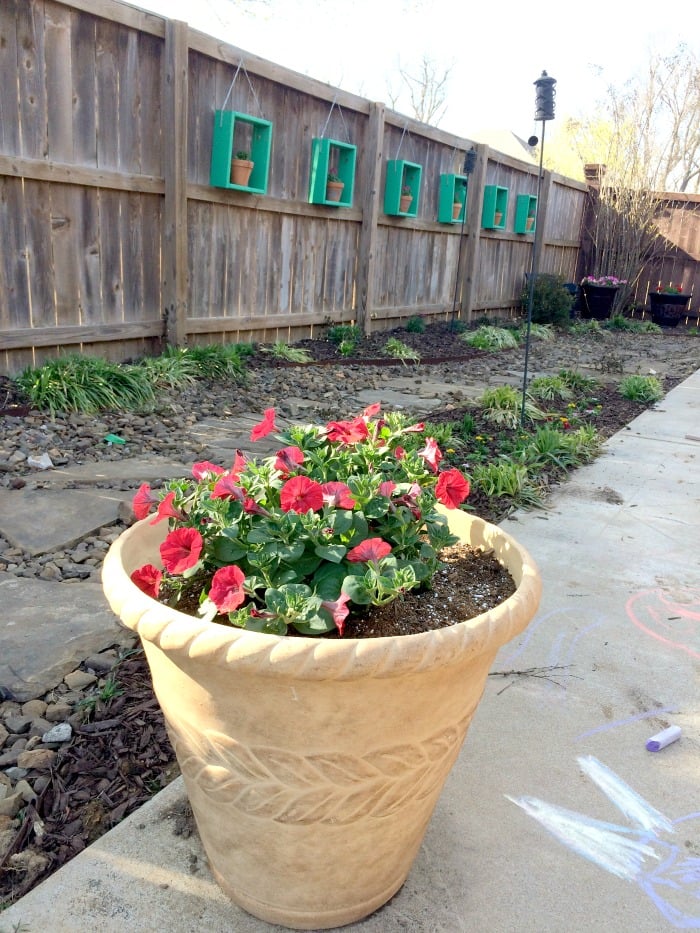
left=102, top=514, right=541, bottom=683
left=167, top=709, right=476, bottom=824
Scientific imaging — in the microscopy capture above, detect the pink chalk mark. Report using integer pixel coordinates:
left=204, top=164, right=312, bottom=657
left=626, top=588, right=700, bottom=660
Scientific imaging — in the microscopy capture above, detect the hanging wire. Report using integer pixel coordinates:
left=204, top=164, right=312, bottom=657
left=520, top=72, right=556, bottom=428
left=218, top=59, right=266, bottom=122
left=318, top=94, right=352, bottom=143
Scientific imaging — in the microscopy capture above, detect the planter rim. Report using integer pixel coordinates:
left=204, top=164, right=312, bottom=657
left=102, top=508, right=541, bottom=682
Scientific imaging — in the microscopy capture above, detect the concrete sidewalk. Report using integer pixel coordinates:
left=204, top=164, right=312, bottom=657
left=2, top=371, right=699, bottom=932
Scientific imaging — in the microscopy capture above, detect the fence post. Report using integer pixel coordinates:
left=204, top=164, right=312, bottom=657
left=163, top=19, right=188, bottom=347
left=533, top=168, right=553, bottom=274
left=459, top=142, right=488, bottom=321
left=357, top=102, right=385, bottom=335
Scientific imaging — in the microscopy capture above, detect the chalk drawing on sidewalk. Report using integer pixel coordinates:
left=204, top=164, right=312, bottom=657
left=626, top=588, right=700, bottom=659
left=508, top=756, right=700, bottom=928
left=494, top=607, right=606, bottom=699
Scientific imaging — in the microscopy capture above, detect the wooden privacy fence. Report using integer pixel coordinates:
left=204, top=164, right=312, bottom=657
left=0, top=0, right=588, bottom=375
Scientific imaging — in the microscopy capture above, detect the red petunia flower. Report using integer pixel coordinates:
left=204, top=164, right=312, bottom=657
left=192, top=461, right=225, bottom=480
left=347, top=538, right=392, bottom=562
left=362, top=403, right=381, bottom=419
left=274, top=446, right=305, bottom=474
left=280, top=475, right=324, bottom=514
left=209, top=565, right=246, bottom=613
left=418, top=437, right=443, bottom=473
left=402, top=421, right=425, bottom=434
left=250, top=408, right=277, bottom=441
left=321, top=592, right=352, bottom=636
left=130, top=564, right=162, bottom=598
left=149, top=491, right=186, bottom=525
left=394, top=446, right=406, bottom=460
left=321, top=482, right=356, bottom=508
left=325, top=417, right=369, bottom=445
left=160, top=527, right=203, bottom=574
left=378, top=481, right=396, bottom=498
left=435, top=469, right=471, bottom=509
left=133, top=483, right=159, bottom=520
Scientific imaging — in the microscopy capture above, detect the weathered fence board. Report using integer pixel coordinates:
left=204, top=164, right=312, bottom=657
left=0, top=0, right=590, bottom=374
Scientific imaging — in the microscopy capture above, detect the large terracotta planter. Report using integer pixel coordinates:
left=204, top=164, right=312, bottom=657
left=102, top=508, right=541, bottom=930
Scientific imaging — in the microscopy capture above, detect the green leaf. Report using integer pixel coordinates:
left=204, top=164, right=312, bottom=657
left=312, top=562, right=346, bottom=599
left=292, top=612, right=336, bottom=635
left=341, top=574, right=372, bottom=605
left=314, top=543, right=347, bottom=563
left=209, top=536, right=247, bottom=563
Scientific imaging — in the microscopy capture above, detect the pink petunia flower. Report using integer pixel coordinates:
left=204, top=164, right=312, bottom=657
left=243, top=497, right=269, bottom=516
left=325, top=417, right=369, bottom=445
left=150, top=491, right=186, bottom=525
left=274, top=446, right=305, bottom=474
left=130, top=564, right=162, bottom=598
left=160, top=527, right=203, bottom=574
left=209, top=565, right=246, bottom=613
left=394, top=446, right=406, bottom=460
left=362, top=403, right=381, bottom=419
left=378, top=480, right=396, bottom=498
left=280, top=475, right=324, bottom=514
left=321, top=482, right=356, bottom=508
left=192, top=461, right=225, bottom=481
left=435, top=469, right=471, bottom=509
left=250, top=408, right=277, bottom=442
left=133, top=483, right=160, bottom=520
left=230, top=450, right=247, bottom=479
left=347, top=538, right=392, bottom=563
left=402, top=421, right=425, bottom=434
left=211, top=475, right=246, bottom=501
left=321, top=592, right=352, bottom=636
left=417, top=437, right=443, bottom=473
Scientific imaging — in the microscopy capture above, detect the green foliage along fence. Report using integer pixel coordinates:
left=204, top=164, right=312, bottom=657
left=0, top=0, right=588, bottom=375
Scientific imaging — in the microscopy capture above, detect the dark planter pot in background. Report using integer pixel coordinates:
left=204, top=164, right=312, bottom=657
left=649, top=292, right=691, bottom=328
left=581, top=284, right=619, bottom=320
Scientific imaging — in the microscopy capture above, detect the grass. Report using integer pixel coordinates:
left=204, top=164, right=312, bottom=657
left=461, top=325, right=519, bottom=351
left=16, top=356, right=156, bottom=416
left=14, top=343, right=252, bottom=415
left=619, top=374, right=663, bottom=402
left=383, top=337, right=420, bottom=363
left=261, top=342, right=313, bottom=363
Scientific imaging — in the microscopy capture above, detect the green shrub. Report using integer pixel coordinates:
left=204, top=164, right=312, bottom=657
left=327, top=324, right=361, bottom=345
left=619, top=374, right=663, bottom=403
left=405, top=315, right=426, bottom=333
left=461, top=326, right=520, bottom=352
left=520, top=274, right=573, bottom=326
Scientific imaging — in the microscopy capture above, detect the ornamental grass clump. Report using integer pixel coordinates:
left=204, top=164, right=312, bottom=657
left=130, top=404, right=471, bottom=637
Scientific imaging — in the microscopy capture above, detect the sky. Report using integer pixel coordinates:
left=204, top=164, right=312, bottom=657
left=133, top=0, right=698, bottom=141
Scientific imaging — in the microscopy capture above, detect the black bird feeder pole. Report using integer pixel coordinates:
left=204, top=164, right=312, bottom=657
left=520, top=71, right=556, bottom=428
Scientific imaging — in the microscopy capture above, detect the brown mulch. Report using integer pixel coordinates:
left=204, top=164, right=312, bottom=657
left=0, top=654, right=177, bottom=907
